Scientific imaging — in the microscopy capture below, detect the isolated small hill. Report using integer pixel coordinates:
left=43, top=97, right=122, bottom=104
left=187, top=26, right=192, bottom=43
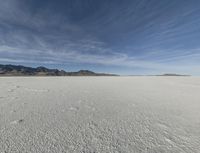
left=0, top=64, right=117, bottom=76
left=158, top=73, right=190, bottom=76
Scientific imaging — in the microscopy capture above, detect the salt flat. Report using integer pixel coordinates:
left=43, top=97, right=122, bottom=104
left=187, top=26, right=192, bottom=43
left=0, top=77, right=200, bottom=153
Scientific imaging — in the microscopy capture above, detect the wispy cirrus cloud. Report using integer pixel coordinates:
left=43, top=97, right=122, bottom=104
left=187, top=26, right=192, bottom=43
left=0, top=0, right=200, bottom=75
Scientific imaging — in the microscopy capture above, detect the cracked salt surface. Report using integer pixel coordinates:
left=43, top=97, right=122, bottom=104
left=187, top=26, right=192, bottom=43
left=10, top=119, right=24, bottom=125
left=0, top=76, right=200, bottom=153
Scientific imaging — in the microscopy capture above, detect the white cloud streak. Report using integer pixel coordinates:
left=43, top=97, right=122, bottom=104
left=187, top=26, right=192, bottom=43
left=0, top=0, right=200, bottom=75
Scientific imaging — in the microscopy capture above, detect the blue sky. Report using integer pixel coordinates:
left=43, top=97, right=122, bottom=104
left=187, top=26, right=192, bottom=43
left=0, top=0, right=200, bottom=75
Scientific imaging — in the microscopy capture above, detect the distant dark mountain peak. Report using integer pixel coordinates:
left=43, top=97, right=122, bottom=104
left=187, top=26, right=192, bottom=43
left=159, top=73, right=190, bottom=76
left=78, top=70, right=93, bottom=73
left=36, top=66, right=49, bottom=72
left=77, top=70, right=95, bottom=74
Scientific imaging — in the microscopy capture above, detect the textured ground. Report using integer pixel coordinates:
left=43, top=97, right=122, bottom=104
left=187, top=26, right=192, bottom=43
left=0, top=77, right=200, bottom=153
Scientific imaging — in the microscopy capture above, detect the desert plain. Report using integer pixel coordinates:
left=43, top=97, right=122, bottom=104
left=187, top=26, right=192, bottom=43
left=0, top=76, right=200, bottom=153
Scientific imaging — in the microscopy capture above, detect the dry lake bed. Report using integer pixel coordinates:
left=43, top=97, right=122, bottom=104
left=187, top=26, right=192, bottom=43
left=0, top=77, right=200, bottom=153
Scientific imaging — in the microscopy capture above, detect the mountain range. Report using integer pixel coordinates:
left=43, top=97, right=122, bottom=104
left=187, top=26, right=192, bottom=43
left=0, top=64, right=117, bottom=76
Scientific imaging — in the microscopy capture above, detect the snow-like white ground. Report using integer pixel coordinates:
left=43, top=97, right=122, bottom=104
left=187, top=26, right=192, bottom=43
left=0, top=77, right=200, bottom=153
